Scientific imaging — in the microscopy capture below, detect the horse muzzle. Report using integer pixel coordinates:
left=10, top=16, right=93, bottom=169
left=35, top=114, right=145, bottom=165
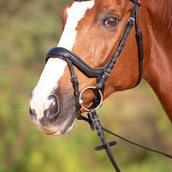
left=29, top=90, right=76, bottom=135
left=30, top=91, right=60, bottom=120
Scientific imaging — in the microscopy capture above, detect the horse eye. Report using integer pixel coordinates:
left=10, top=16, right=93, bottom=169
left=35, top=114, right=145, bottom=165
left=104, top=17, right=119, bottom=27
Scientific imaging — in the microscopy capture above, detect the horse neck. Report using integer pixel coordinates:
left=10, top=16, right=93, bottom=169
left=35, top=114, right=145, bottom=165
left=142, top=0, right=172, bottom=122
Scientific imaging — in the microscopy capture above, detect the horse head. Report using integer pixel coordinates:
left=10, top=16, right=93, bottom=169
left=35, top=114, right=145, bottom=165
left=29, top=0, right=149, bottom=135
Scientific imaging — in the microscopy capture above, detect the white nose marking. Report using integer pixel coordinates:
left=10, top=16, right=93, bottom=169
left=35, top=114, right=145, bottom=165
left=30, top=58, right=66, bottom=118
left=30, top=0, right=95, bottom=118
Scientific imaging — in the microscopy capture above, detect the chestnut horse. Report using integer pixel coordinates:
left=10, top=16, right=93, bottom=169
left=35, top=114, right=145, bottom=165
left=30, top=0, right=172, bottom=136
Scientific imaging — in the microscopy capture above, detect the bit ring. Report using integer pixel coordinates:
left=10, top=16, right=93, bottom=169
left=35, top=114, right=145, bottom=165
left=79, top=86, right=103, bottom=112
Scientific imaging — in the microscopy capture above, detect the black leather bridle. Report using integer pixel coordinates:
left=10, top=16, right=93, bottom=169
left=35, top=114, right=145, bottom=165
left=46, top=0, right=143, bottom=113
left=45, top=0, right=172, bottom=171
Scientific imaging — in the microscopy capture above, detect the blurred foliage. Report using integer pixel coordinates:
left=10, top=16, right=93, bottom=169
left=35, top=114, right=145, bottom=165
left=0, top=0, right=171, bottom=172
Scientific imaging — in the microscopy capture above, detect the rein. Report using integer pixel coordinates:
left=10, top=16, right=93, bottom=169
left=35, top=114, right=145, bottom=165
left=45, top=0, right=172, bottom=171
left=79, top=110, right=172, bottom=172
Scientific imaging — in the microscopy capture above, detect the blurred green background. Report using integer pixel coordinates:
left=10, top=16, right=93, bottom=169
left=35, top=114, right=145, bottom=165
left=0, top=0, right=171, bottom=171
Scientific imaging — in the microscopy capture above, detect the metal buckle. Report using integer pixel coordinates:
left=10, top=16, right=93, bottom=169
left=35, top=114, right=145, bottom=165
left=128, top=17, right=135, bottom=22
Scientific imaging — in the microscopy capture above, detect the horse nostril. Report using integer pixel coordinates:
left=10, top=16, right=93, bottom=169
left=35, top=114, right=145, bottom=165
left=30, top=108, right=37, bottom=118
left=44, top=92, right=60, bottom=121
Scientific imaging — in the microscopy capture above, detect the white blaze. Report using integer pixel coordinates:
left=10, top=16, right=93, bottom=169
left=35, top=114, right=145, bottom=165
left=30, top=0, right=95, bottom=117
left=58, top=0, right=95, bottom=49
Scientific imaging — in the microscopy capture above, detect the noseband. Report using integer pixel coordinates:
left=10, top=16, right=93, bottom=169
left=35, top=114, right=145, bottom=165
left=45, top=1, right=172, bottom=171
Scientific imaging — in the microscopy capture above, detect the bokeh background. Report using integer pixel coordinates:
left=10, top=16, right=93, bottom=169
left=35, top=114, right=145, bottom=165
left=0, top=0, right=172, bottom=171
